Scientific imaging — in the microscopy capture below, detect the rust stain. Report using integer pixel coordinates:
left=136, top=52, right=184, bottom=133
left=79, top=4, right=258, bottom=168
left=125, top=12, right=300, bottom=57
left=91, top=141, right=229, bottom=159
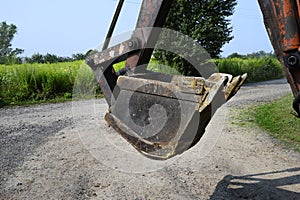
left=274, top=0, right=300, bottom=51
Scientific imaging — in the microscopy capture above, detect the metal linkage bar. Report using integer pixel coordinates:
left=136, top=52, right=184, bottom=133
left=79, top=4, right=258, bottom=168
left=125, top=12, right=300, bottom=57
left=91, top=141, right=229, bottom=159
left=102, top=0, right=125, bottom=51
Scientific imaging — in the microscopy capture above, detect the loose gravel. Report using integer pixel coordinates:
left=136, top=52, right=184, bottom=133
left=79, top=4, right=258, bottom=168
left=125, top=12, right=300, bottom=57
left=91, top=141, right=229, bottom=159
left=0, top=79, right=299, bottom=200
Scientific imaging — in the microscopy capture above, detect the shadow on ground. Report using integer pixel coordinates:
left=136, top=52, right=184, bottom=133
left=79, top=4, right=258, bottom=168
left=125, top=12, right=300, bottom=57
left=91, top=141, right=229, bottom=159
left=210, top=167, right=300, bottom=200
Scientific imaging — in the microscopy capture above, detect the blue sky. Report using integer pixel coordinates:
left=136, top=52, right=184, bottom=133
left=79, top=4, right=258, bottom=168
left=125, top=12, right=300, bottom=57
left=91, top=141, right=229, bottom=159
left=1, top=0, right=273, bottom=58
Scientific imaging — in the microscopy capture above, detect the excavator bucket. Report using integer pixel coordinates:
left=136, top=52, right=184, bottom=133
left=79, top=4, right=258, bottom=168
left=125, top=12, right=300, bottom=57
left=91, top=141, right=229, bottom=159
left=86, top=0, right=247, bottom=159
left=103, top=73, right=246, bottom=159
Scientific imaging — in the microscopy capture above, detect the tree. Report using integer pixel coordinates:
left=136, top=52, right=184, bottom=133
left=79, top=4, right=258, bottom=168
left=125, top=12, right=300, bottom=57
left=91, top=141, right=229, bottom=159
left=245, top=50, right=276, bottom=58
left=227, top=51, right=276, bottom=59
left=153, top=0, right=237, bottom=76
left=28, top=53, right=45, bottom=63
left=44, top=53, right=59, bottom=63
left=0, top=21, right=24, bottom=64
left=227, top=52, right=245, bottom=59
left=85, top=49, right=98, bottom=57
left=72, top=53, right=86, bottom=61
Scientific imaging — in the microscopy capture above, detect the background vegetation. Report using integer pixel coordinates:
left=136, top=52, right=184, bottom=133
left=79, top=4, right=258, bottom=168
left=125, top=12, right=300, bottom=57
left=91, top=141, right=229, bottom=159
left=0, top=20, right=285, bottom=106
left=0, top=54, right=285, bottom=106
left=216, top=56, right=284, bottom=83
left=154, top=0, right=237, bottom=76
left=0, top=61, right=98, bottom=105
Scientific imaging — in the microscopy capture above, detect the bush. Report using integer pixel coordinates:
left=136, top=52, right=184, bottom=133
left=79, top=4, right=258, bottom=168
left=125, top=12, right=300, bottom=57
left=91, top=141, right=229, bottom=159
left=215, top=57, right=284, bottom=83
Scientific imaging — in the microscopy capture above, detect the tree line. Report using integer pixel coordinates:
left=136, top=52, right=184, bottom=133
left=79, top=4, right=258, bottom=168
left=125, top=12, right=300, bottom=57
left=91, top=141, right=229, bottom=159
left=0, top=21, right=95, bottom=65
left=1, top=0, right=239, bottom=69
left=23, top=51, right=95, bottom=64
left=226, top=51, right=276, bottom=59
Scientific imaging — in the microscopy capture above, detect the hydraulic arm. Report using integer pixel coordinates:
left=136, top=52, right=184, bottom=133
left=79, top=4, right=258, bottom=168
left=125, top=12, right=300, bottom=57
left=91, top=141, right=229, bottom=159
left=258, top=0, right=300, bottom=116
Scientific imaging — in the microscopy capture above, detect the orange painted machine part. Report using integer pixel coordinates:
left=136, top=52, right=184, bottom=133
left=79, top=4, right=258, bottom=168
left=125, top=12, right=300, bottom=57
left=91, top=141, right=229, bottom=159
left=259, top=0, right=300, bottom=115
left=277, top=0, right=300, bottom=93
left=297, top=0, right=300, bottom=19
left=274, top=0, right=300, bottom=52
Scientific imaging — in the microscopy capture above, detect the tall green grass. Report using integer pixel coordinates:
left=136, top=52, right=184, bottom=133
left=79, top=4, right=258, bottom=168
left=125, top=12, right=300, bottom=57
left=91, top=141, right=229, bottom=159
left=0, top=56, right=286, bottom=105
left=215, top=57, right=284, bottom=83
left=112, top=57, right=285, bottom=83
left=113, top=59, right=180, bottom=75
left=0, top=61, right=98, bottom=104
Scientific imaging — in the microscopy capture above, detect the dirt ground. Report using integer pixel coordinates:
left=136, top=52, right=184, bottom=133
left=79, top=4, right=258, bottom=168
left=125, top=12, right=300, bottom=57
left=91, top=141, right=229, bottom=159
left=0, top=79, right=299, bottom=200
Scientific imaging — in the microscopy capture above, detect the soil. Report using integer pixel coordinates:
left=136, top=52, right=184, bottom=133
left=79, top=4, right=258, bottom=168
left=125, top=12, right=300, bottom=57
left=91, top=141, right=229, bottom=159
left=0, top=79, right=299, bottom=200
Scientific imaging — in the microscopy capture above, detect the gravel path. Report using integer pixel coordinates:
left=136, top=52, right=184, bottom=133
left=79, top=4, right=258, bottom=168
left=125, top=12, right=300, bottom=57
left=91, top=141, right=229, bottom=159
left=0, top=79, right=299, bottom=199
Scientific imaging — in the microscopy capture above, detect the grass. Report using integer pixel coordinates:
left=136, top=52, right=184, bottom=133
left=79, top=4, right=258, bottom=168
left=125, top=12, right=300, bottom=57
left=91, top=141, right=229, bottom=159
left=113, top=59, right=180, bottom=75
left=115, top=57, right=284, bottom=81
left=0, top=61, right=100, bottom=106
left=0, top=56, right=286, bottom=107
left=0, top=58, right=179, bottom=107
left=237, top=94, right=300, bottom=152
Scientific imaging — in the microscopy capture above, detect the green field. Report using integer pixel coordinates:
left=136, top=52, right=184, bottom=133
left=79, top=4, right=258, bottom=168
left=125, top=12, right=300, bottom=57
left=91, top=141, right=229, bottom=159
left=0, top=57, right=285, bottom=106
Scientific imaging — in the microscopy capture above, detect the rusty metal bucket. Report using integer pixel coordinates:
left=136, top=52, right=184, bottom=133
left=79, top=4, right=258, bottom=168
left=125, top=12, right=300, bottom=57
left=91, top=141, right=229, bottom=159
left=104, top=72, right=246, bottom=159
